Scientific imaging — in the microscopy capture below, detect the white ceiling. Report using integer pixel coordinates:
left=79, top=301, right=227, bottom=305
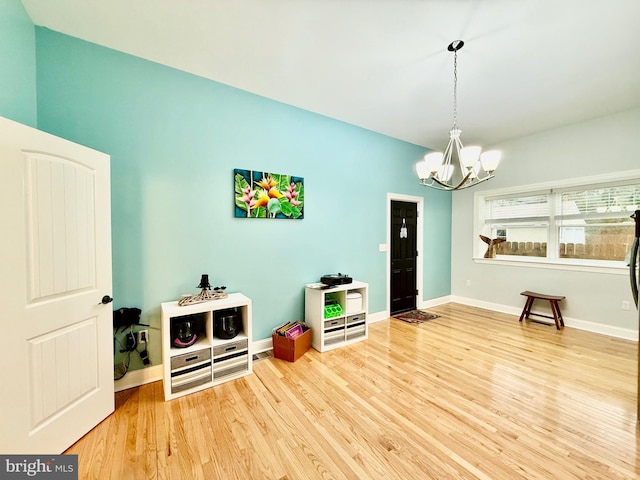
left=21, top=0, right=640, bottom=149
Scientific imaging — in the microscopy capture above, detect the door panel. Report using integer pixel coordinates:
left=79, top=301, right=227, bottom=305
left=26, top=153, right=97, bottom=301
left=0, top=116, right=113, bottom=454
left=28, top=318, right=98, bottom=429
left=390, top=201, right=418, bottom=314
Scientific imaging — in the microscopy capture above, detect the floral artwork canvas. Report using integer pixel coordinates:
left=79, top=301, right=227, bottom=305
left=234, top=169, right=304, bottom=219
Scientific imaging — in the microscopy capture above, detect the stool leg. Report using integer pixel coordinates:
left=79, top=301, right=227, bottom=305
left=558, top=306, right=564, bottom=327
left=551, top=301, right=564, bottom=328
left=550, top=300, right=561, bottom=329
left=519, top=296, right=534, bottom=322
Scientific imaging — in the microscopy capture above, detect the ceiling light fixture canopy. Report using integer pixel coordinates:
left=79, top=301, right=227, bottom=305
left=416, top=40, right=501, bottom=191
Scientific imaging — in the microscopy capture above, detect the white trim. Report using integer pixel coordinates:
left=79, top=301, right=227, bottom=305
left=114, top=364, right=163, bottom=392
left=253, top=337, right=274, bottom=353
left=475, top=168, right=640, bottom=200
left=451, top=295, right=637, bottom=341
left=386, top=193, right=424, bottom=314
left=367, top=310, right=390, bottom=324
left=418, top=295, right=452, bottom=309
left=472, top=257, right=628, bottom=275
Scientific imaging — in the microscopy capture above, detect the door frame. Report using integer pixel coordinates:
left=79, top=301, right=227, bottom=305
left=386, top=193, right=424, bottom=316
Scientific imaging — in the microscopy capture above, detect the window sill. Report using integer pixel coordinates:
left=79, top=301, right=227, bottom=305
left=472, top=256, right=628, bottom=275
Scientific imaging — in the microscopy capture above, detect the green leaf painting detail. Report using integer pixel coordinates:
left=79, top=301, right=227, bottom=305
left=234, top=169, right=304, bottom=219
left=267, top=198, right=282, bottom=215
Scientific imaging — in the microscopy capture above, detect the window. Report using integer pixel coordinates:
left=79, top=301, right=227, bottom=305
left=476, top=178, right=640, bottom=266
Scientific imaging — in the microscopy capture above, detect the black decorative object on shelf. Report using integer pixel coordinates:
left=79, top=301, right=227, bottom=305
left=198, top=274, right=211, bottom=290
left=178, top=274, right=228, bottom=306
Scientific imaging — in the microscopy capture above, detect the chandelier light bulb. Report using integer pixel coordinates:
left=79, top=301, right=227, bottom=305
left=480, top=150, right=501, bottom=173
left=423, top=151, right=444, bottom=173
left=416, top=159, right=431, bottom=180
left=460, top=146, right=481, bottom=169
left=437, top=164, right=454, bottom=182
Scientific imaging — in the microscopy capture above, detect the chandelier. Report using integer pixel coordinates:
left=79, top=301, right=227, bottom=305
left=416, top=40, right=501, bottom=191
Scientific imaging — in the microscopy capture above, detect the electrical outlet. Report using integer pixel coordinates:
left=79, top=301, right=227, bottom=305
left=137, top=329, right=149, bottom=344
left=466, top=280, right=471, bottom=286
left=621, top=301, right=631, bottom=311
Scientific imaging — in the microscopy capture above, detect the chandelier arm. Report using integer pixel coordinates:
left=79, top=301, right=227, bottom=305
left=451, top=170, right=474, bottom=190
left=453, top=173, right=495, bottom=190
left=442, top=138, right=455, bottom=168
left=425, top=174, right=495, bottom=191
left=452, top=135, right=465, bottom=172
left=428, top=177, right=456, bottom=190
left=419, top=177, right=442, bottom=189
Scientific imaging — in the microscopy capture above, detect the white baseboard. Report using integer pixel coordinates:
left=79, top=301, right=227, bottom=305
left=451, top=295, right=638, bottom=341
left=367, top=310, right=389, bottom=324
left=253, top=337, right=274, bottom=353
left=418, top=295, right=453, bottom=310
left=114, top=364, right=163, bottom=392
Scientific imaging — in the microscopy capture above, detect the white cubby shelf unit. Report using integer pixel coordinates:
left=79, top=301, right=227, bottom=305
left=304, top=281, right=368, bottom=352
left=161, top=292, right=252, bottom=401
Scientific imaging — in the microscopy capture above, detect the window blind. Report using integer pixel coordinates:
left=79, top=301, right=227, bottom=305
left=484, top=193, right=551, bottom=224
left=556, top=184, right=640, bottom=221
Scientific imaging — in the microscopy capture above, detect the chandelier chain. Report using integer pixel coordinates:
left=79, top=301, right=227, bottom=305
left=452, top=48, right=458, bottom=129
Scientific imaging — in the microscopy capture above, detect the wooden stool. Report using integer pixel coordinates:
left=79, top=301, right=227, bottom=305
left=519, top=291, right=565, bottom=330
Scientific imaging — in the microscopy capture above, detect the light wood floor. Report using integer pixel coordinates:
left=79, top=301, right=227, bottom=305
left=66, top=303, right=640, bottom=479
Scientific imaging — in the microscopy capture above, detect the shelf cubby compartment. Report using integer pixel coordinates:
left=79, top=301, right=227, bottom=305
left=168, top=311, right=211, bottom=355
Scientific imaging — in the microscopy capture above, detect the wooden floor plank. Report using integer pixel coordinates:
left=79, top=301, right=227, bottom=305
left=66, top=303, right=640, bottom=479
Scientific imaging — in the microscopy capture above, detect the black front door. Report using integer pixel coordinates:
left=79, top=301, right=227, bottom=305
left=390, top=200, right=418, bottom=314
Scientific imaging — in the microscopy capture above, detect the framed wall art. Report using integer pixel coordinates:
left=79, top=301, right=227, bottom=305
left=234, top=169, right=304, bottom=219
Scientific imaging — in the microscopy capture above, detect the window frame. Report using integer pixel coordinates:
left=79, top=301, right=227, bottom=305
left=473, top=169, right=640, bottom=275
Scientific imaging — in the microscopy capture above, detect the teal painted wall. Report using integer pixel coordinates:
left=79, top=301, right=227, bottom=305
left=35, top=28, right=451, bottom=370
left=0, top=0, right=37, bottom=126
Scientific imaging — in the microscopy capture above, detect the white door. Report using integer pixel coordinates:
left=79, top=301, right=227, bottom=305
left=0, top=116, right=114, bottom=454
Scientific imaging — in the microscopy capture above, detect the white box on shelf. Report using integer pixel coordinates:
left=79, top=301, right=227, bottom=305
left=346, top=291, right=362, bottom=313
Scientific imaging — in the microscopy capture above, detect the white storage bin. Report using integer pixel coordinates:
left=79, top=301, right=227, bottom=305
left=346, top=292, right=363, bottom=313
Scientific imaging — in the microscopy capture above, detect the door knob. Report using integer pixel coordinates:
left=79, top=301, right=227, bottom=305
left=99, top=295, right=113, bottom=305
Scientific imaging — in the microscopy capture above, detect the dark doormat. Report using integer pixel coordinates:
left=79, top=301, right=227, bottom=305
left=393, top=310, right=440, bottom=324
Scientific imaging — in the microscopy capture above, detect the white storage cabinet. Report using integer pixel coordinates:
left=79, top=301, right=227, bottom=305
left=161, top=293, right=252, bottom=401
left=304, top=281, right=368, bottom=352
